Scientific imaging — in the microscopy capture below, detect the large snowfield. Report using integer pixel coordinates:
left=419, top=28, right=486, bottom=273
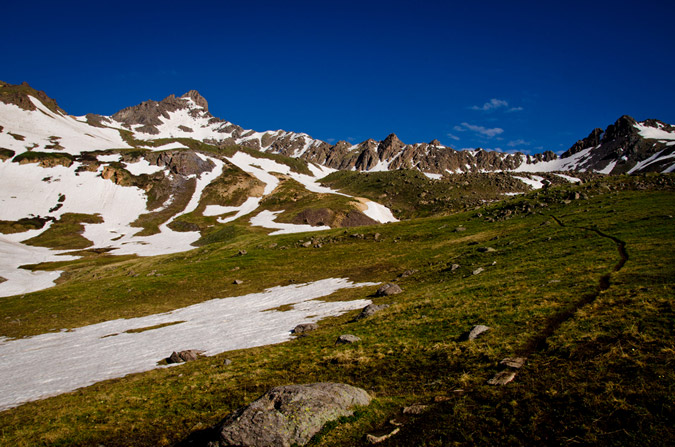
left=0, top=278, right=376, bottom=411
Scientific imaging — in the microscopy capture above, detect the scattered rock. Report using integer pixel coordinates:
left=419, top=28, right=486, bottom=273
left=450, top=264, right=461, bottom=271
left=468, top=324, right=490, bottom=340
left=233, top=279, right=243, bottom=285
left=398, top=269, right=418, bottom=278
left=375, top=283, right=402, bottom=296
left=167, top=349, right=204, bottom=364
left=214, top=382, right=371, bottom=447
left=374, top=233, right=381, bottom=241
left=237, top=250, right=247, bottom=256
left=488, top=370, right=517, bottom=386
left=500, top=357, right=526, bottom=369
left=293, top=323, right=318, bottom=334
left=146, top=270, right=157, bottom=277
left=223, top=359, right=232, bottom=366
left=367, top=428, right=400, bottom=444
left=434, top=395, right=452, bottom=402
left=477, top=247, right=496, bottom=253
left=402, top=404, right=429, bottom=415
left=454, top=226, right=466, bottom=232
left=472, top=267, right=484, bottom=275
left=302, top=241, right=312, bottom=247
left=352, top=304, right=390, bottom=321
left=335, top=334, right=361, bottom=345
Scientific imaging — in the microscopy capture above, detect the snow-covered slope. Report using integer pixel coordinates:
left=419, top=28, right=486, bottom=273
left=0, top=83, right=400, bottom=297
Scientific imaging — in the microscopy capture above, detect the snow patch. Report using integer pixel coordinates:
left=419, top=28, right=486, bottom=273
left=0, top=278, right=376, bottom=411
left=423, top=172, right=443, bottom=180
left=361, top=202, right=398, bottom=223
left=513, top=175, right=546, bottom=190
left=554, top=173, right=582, bottom=183
left=250, top=210, right=331, bottom=235
left=635, top=123, right=675, bottom=140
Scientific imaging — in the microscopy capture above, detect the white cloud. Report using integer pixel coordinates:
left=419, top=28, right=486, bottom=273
left=446, top=133, right=460, bottom=141
left=507, top=139, right=530, bottom=147
left=471, top=98, right=508, bottom=111
left=457, top=122, right=504, bottom=138
left=507, top=106, right=524, bottom=112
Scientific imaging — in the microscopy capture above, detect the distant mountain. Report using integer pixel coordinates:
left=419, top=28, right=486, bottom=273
left=3, top=81, right=673, bottom=175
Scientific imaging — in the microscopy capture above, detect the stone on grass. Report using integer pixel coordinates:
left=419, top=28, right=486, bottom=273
left=353, top=304, right=390, bottom=321
left=472, top=267, right=484, bottom=275
left=477, top=247, right=496, bottom=253
left=500, top=357, right=526, bottom=369
left=402, top=404, right=429, bottom=415
left=398, top=269, right=418, bottom=278
left=375, top=283, right=402, bottom=297
left=367, top=428, right=400, bottom=444
left=335, top=334, right=361, bottom=345
left=488, top=370, right=516, bottom=386
left=293, top=323, right=318, bottom=334
left=233, top=279, right=243, bottom=285
left=468, top=325, right=490, bottom=340
left=215, top=382, right=371, bottom=447
left=167, top=349, right=203, bottom=364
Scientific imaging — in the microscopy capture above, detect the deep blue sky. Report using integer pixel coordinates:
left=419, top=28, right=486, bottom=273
left=2, top=0, right=673, bottom=154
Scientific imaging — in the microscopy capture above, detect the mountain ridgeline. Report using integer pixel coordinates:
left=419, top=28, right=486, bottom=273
left=2, top=81, right=672, bottom=176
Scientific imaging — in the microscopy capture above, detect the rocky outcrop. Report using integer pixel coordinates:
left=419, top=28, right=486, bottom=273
left=0, top=81, right=65, bottom=114
left=111, top=90, right=218, bottom=134
left=146, top=150, right=215, bottom=176
left=213, top=383, right=371, bottom=447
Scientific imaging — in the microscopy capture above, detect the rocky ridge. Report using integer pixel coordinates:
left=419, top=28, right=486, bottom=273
left=2, top=81, right=674, bottom=176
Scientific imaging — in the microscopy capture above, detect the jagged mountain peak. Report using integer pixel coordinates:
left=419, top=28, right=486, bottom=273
left=181, top=90, right=208, bottom=111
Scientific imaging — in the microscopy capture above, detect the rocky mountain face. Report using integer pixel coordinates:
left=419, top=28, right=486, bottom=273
left=84, top=84, right=674, bottom=175
left=561, top=115, right=675, bottom=174
left=2, top=81, right=674, bottom=177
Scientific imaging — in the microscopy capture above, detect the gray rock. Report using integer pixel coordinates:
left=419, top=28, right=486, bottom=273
left=500, top=357, right=526, bottom=369
left=233, top=279, right=243, bottom=285
left=402, top=404, right=429, bottom=415
left=468, top=325, right=490, bottom=340
left=472, top=267, right=484, bottom=275
left=335, top=334, right=361, bottom=345
left=398, top=269, right=418, bottom=278
left=293, top=323, right=318, bottom=334
left=450, top=264, right=461, bottom=271
left=215, top=382, right=371, bottom=447
left=487, top=370, right=516, bottom=386
left=477, top=247, right=496, bottom=253
left=353, top=304, right=390, bottom=321
left=366, top=428, right=400, bottom=444
left=223, top=359, right=232, bottom=366
left=375, top=283, right=402, bottom=297
left=167, top=349, right=203, bottom=364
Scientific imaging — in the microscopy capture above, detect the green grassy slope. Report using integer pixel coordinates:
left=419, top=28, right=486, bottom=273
left=0, top=174, right=672, bottom=446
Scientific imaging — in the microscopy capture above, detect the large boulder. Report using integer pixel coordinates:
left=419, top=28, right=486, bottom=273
left=375, top=283, right=402, bottom=297
left=214, top=382, right=371, bottom=447
left=352, top=304, right=390, bottom=321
